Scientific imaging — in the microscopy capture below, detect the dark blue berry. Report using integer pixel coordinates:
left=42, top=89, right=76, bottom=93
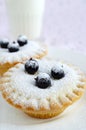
left=51, top=67, right=65, bottom=79
left=0, top=40, right=3, bottom=46
left=35, top=73, right=51, bottom=89
left=25, top=58, right=39, bottom=74
left=0, top=39, right=9, bottom=48
left=17, top=35, right=28, bottom=46
left=8, top=41, right=19, bottom=53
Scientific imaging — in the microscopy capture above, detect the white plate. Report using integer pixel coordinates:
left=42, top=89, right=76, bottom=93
left=0, top=48, right=86, bottom=130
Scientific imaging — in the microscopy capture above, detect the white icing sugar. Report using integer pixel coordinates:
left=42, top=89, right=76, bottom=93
left=0, top=41, right=45, bottom=65
left=5, top=59, right=83, bottom=109
left=2, top=38, right=9, bottom=43
left=36, top=72, right=51, bottom=80
left=8, top=42, right=19, bottom=48
left=51, top=65, right=64, bottom=73
left=25, top=59, right=38, bottom=68
left=17, top=35, right=28, bottom=42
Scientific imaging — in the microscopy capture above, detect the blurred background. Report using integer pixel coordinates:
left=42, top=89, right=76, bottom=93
left=0, top=0, right=86, bottom=53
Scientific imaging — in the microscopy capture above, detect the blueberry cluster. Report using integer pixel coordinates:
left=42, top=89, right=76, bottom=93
left=25, top=59, right=65, bottom=89
left=0, top=35, right=28, bottom=53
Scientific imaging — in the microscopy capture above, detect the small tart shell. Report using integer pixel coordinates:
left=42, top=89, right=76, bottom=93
left=0, top=49, right=47, bottom=76
left=0, top=63, right=86, bottom=119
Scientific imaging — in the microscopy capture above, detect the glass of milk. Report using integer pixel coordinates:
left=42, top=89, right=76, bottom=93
left=6, top=0, right=45, bottom=40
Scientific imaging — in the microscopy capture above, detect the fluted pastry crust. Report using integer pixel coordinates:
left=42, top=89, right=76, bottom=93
left=0, top=59, right=86, bottom=119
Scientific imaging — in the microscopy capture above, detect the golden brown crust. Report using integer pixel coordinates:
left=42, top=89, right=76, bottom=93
left=0, top=62, right=86, bottom=119
left=0, top=62, right=17, bottom=76
left=0, top=49, right=47, bottom=76
left=1, top=86, right=85, bottom=119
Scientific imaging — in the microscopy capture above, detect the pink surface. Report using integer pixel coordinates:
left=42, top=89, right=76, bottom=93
left=0, top=0, right=86, bottom=54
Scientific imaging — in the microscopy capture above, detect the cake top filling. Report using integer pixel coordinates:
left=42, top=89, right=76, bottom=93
left=6, top=58, right=82, bottom=97
left=0, top=35, right=45, bottom=64
left=3, top=58, right=84, bottom=109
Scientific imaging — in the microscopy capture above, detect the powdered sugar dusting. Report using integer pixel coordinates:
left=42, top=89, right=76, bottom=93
left=4, top=59, right=83, bottom=110
left=25, top=59, right=38, bottom=68
left=36, top=73, right=51, bottom=80
left=0, top=41, right=46, bottom=65
left=17, top=35, right=28, bottom=42
left=8, top=42, right=19, bottom=48
left=2, top=38, right=9, bottom=43
left=51, top=65, right=63, bottom=73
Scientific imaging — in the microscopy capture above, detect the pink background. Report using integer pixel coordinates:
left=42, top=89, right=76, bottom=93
left=0, top=0, right=86, bottom=54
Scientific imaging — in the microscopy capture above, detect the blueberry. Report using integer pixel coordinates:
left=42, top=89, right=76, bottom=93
left=17, top=35, right=28, bottom=46
left=0, top=40, right=3, bottom=48
left=0, top=38, right=9, bottom=48
left=51, top=66, right=65, bottom=79
left=35, top=73, right=51, bottom=89
left=0, top=40, right=3, bottom=46
left=25, top=58, right=39, bottom=74
left=8, top=41, right=19, bottom=53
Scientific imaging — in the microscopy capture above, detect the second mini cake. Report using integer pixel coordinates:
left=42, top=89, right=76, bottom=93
left=0, top=58, right=86, bottom=119
left=0, top=35, right=47, bottom=76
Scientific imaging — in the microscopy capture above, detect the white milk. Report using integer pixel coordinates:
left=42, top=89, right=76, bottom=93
left=6, top=0, right=45, bottom=40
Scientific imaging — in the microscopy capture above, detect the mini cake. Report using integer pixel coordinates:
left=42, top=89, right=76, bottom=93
left=0, top=35, right=47, bottom=76
left=0, top=58, right=86, bottom=119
